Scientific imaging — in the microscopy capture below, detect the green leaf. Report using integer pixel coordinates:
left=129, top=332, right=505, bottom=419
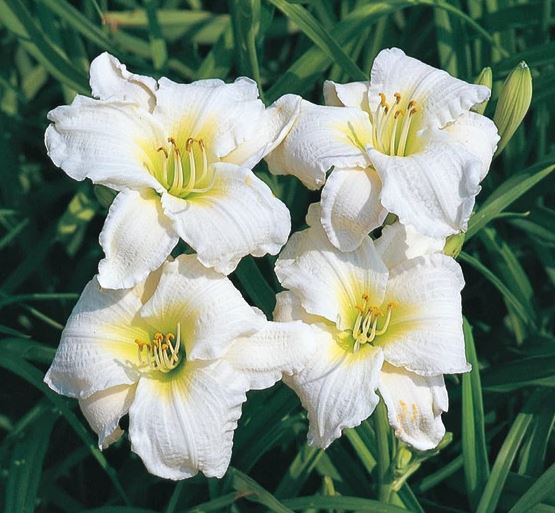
left=475, top=392, right=539, bottom=513
left=4, top=404, right=58, bottom=513
left=0, top=0, right=88, bottom=92
left=467, top=161, right=555, bottom=240
left=229, top=467, right=294, bottom=513
left=508, top=463, right=555, bottom=513
left=282, top=495, right=411, bottom=512
left=233, top=256, right=276, bottom=317
left=0, top=354, right=130, bottom=505
left=459, top=252, right=530, bottom=324
left=267, top=0, right=367, bottom=81
left=275, top=445, right=323, bottom=498
left=462, top=318, right=490, bottom=508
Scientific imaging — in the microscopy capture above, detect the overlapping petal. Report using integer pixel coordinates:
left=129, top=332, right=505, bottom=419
left=161, top=163, right=290, bottom=275
left=378, top=254, right=469, bottom=376
left=369, top=137, right=483, bottom=238
left=375, top=222, right=444, bottom=270
left=275, top=204, right=388, bottom=330
left=444, top=111, right=500, bottom=180
left=284, top=324, right=384, bottom=448
left=369, top=47, right=490, bottom=129
left=89, top=52, right=157, bottom=110
left=98, top=189, right=178, bottom=290
left=140, top=254, right=262, bottom=361
left=379, top=363, right=448, bottom=451
left=223, top=94, right=302, bottom=168
left=79, top=383, right=137, bottom=449
left=44, top=278, right=149, bottom=399
left=45, top=96, right=165, bottom=192
left=321, top=167, right=387, bottom=251
left=265, top=99, right=372, bottom=190
left=225, top=320, right=317, bottom=390
left=323, top=80, right=370, bottom=111
left=153, top=77, right=264, bottom=160
left=129, top=360, right=248, bottom=480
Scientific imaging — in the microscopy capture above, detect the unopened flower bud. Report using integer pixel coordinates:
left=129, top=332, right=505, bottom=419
left=472, top=67, right=492, bottom=115
left=444, top=232, right=465, bottom=258
left=493, top=61, right=532, bottom=156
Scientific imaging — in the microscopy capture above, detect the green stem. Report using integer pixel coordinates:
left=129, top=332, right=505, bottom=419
left=374, top=400, right=393, bottom=502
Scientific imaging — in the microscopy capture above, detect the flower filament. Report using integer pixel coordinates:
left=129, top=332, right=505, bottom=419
left=135, top=323, right=182, bottom=373
left=372, top=92, right=419, bottom=157
left=351, top=294, right=394, bottom=352
left=148, top=137, right=216, bottom=198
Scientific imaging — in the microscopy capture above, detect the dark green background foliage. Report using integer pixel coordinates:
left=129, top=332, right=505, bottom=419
left=0, top=0, right=553, bottom=512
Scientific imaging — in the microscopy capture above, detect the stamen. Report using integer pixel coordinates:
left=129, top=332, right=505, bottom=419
left=349, top=295, right=395, bottom=351
left=135, top=324, right=183, bottom=373
left=372, top=93, right=419, bottom=156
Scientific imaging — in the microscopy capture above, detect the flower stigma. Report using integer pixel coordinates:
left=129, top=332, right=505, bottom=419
left=135, top=323, right=183, bottom=373
left=349, top=293, right=395, bottom=352
left=146, top=137, right=217, bottom=198
left=371, top=92, right=420, bottom=157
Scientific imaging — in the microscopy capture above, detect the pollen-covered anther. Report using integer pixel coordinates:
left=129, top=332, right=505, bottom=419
left=135, top=323, right=182, bottom=373
left=372, top=92, right=420, bottom=157
left=351, top=297, right=395, bottom=352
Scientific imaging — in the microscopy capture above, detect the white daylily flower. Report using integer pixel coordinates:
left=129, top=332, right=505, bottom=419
left=273, top=204, right=469, bottom=450
left=44, top=254, right=315, bottom=480
left=46, top=53, right=301, bottom=289
left=266, top=47, right=499, bottom=249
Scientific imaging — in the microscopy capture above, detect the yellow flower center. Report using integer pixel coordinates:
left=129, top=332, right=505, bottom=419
left=135, top=323, right=183, bottom=373
left=372, top=92, right=420, bottom=156
left=146, top=137, right=216, bottom=198
left=350, top=293, right=395, bottom=352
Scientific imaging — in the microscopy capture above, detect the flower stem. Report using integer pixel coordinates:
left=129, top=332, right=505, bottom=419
left=374, top=400, right=393, bottom=503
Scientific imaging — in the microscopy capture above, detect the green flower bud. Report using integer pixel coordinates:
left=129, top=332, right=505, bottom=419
left=444, top=232, right=465, bottom=258
left=493, top=61, right=533, bottom=156
left=472, top=67, right=492, bottom=115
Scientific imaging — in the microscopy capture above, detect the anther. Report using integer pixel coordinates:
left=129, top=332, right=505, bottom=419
left=379, top=92, right=387, bottom=106
left=157, top=147, right=168, bottom=158
left=394, top=92, right=401, bottom=103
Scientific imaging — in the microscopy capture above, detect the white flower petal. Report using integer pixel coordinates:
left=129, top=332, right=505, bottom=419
left=153, top=77, right=264, bottom=160
left=369, top=137, right=483, bottom=238
left=223, top=94, right=302, bottom=168
left=321, top=167, right=387, bottom=251
left=129, top=360, right=248, bottom=480
left=275, top=203, right=388, bottom=330
left=44, top=278, right=149, bottom=399
left=161, top=163, right=290, bottom=275
left=225, top=321, right=317, bottom=390
left=140, top=254, right=262, bottom=361
left=273, top=291, right=326, bottom=325
left=376, top=222, right=444, bottom=270
left=323, top=80, right=370, bottom=111
left=265, top=99, right=372, bottom=190
left=79, top=383, right=137, bottom=449
left=379, top=363, right=448, bottom=451
left=369, top=48, right=490, bottom=129
left=98, top=190, right=178, bottom=290
left=45, top=96, right=165, bottom=192
left=285, top=324, right=384, bottom=448
left=444, top=111, right=499, bottom=180
left=378, top=254, right=469, bottom=376
left=89, top=52, right=157, bottom=111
